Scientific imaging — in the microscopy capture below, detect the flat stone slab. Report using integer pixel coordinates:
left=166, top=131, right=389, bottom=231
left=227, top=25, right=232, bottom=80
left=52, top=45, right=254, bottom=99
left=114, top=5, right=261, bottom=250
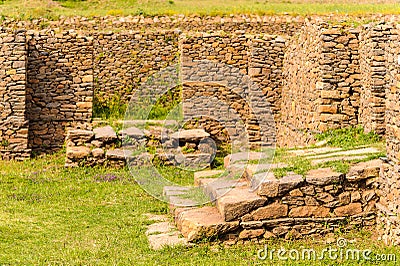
left=67, top=129, right=94, bottom=143
left=163, top=186, right=191, bottom=197
left=93, top=126, right=117, bottom=142
left=119, top=126, right=145, bottom=139
left=244, top=163, right=288, bottom=180
left=106, top=149, right=127, bottom=160
left=257, top=172, right=303, bottom=198
left=145, top=214, right=188, bottom=250
left=346, top=159, right=382, bottom=182
left=288, top=147, right=342, bottom=156
left=217, top=186, right=266, bottom=222
left=306, top=147, right=380, bottom=160
left=66, top=146, right=91, bottom=159
left=146, top=221, right=175, bottom=235
left=175, top=207, right=239, bottom=242
left=306, top=168, right=344, bottom=186
left=148, top=232, right=188, bottom=250
left=203, top=178, right=247, bottom=201
left=171, top=129, right=210, bottom=142
left=169, top=196, right=198, bottom=207
left=194, top=170, right=225, bottom=186
left=311, top=155, right=369, bottom=166
left=224, top=152, right=271, bottom=168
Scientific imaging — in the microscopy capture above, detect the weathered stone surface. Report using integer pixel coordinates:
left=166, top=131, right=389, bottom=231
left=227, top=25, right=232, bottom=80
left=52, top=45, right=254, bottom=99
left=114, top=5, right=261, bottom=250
left=194, top=170, right=225, bottom=186
left=217, top=187, right=266, bottom=222
left=224, top=152, right=271, bottom=168
left=94, top=126, right=117, bottom=142
left=245, top=202, right=288, bottom=221
left=346, top=159, right=381, bottom=182
left=306, top=168, right=343, bottom=186
left=171, top=129, right=210, bottom=142
left=66, top=129, right=94, bottom=144
left=334, top=203, right=362, bottom=216
left=106, top=149, right=127, bottom=160
left=202, top=177, right=247, bottom=201
left=175, top=207, right=239, bottom=242
left=66, top=146, right=91, bottom=159
left=119, top=126, right=145, bottom=139
left=91, top=148, right=104, bottom=158
left=244, top=163, right=288, bottom=180
left=239, top=229, right=265, bottom=239
left=289, top=206, right=330, bottom=218
left=257, top=172, right=303, bottom=197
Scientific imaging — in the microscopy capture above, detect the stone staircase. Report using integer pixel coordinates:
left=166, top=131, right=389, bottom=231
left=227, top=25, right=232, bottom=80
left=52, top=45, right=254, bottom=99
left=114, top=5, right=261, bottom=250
left=168, top=145, right=384, bottom=243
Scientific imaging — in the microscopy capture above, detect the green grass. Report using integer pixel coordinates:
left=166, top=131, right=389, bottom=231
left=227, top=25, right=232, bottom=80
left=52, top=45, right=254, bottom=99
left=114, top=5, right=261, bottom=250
left=315, top=126, right=383, bottom=149
left=0, top=152, right=399, bottom=265
left=1, top=0, right=400, bottom=19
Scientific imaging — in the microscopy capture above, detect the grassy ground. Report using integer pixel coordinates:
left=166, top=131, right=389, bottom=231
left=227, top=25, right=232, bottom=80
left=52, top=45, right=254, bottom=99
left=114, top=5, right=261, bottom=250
left=1, top=0, right=400, bottom=19
left=0, top=151, right=398, bottom=265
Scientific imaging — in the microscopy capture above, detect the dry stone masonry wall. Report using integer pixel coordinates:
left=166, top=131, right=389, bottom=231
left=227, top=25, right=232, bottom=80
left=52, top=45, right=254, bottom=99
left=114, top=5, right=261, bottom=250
left=278, top=23, right=361, bottom=147
left=0, top=28, right=30, bottom=160
left=26, top=30, right=94, bottom=152
left=359, top=23, right=392, bottom=136
left=376, top=24, right=400, bottom=246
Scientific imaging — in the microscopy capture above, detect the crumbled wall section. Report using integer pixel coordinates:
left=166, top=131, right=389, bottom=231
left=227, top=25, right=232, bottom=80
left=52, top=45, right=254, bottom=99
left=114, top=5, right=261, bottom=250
left=278, top=24, right=361, bottom=147
left=26, top=30, right=93, bottom=152
left=93, top=30, right=179, bottom=105
left=0, top=28, right=30, bottom=160
left=377, top=24, right=400, bottom=246
left=359, top=23, right=391, bottom=135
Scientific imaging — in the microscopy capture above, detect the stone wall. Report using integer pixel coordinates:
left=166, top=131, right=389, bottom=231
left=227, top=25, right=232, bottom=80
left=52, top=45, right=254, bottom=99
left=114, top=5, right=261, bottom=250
left=0, top=28, right=30, bottom=160
left=359, top=23, right=391, bottom=135
left=93, top=30, right=179, bottom=105
left=278, top=23, right=361, bottom=147
left=376, top=24, right=400, bottom=246
left=176, top=162, right=380, bottom=242
left=26, top=29, right=94, bottom=152
left=0, top=15, right=305, bottom=35
left=180, top=33, right=284, bottom=148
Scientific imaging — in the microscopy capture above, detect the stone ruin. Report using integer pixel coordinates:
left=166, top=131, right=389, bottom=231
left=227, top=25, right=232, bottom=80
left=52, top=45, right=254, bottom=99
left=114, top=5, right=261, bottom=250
left=1, top=15, right=400, bottom=245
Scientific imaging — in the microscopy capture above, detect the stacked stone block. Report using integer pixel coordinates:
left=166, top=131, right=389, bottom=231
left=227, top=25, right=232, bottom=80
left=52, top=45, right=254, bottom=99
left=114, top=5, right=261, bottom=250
left=180, top=33, right=284, bottom=149
left=176, top=161, right=380, bottom=242
left=26, top=29, right=94, bottom=152
left=278, top=23, right=361, bottom=147
left=0, top=28, right=30, bottom=160
left=93, top=30, right=179, bottom=105
left=376, top=24, right=400, bottom=246
left=359, top=23, right=391, bottom=135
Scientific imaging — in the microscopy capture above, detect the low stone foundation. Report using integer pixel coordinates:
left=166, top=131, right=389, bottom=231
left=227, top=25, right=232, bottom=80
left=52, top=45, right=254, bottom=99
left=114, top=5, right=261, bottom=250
left=175, top=159, right=381, bottom=242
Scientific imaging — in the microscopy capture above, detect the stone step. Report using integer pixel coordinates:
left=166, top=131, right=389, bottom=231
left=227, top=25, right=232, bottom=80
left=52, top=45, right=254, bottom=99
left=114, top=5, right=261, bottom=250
left=346, top=159, right=382, bottom=182
left=216, top=186, right=267, bottom=222
left=193, top=169, right=225, bottom=186
left=305, top=168, right=344, bottom=186
left=200, top=178, right=248, bottom=202
left=255, top=172, right=304, bottom=197
left=174, top=206, right=239, bottom=242
left=163, top=186, right=199, bottom=210
left=242, top=163, right=288, bottom=181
